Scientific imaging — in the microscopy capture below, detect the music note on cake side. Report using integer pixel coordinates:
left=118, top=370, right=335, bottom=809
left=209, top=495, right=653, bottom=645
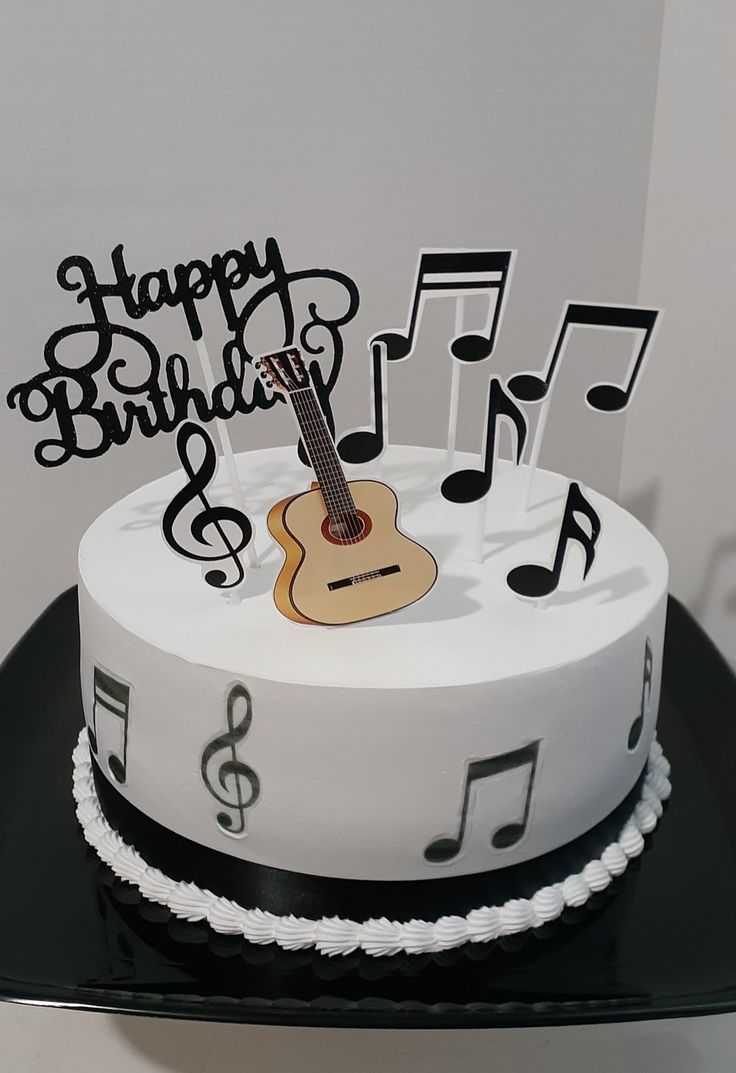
left=440, top=376, right=528, bottom=504
left=161, top=421, right=253, bottom=589
left=424, top=741, right=541, bottom=864
left=90, top=665, right=132, bottom=785
left=628, top=637, right=653, bottom=751
left=507, top=482, right=601, bottom=599
left=201, top=683, right=261, bottom=838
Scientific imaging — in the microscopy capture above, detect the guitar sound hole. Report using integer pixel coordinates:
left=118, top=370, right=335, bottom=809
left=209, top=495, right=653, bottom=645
left=322, top=511, right=372, bottom=545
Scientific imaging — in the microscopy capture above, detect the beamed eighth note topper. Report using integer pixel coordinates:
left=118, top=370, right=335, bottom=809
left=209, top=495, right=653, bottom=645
left=337, top=249, right=516, bottom=469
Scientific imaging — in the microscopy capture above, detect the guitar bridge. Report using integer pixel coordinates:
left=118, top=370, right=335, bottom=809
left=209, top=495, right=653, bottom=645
left=327, top=565, right=401, bottom=591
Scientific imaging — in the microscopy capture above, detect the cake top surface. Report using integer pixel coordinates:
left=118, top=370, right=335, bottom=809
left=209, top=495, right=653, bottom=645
left=79, top=445, right=668, bottom=689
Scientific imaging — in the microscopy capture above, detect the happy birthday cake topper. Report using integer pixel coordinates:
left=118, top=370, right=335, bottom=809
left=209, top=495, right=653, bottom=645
left=6, top=238, right=360, bottom=467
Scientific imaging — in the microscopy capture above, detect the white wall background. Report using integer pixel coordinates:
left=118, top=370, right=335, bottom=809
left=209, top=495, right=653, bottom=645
left=622, top=0, right=736, bottom=666
left=0, top=0, right=663, bottom=659
left=2, top=0, right=735, bottom=1067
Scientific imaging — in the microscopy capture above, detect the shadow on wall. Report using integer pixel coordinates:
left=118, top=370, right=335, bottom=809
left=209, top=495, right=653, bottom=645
left=690, top=532, right=736, bottom=626
left=619, top=478, right=661, bottom=535
left=110, top=1014, right=708, bottom=1073
left=623, top=479, right=736, bottom=666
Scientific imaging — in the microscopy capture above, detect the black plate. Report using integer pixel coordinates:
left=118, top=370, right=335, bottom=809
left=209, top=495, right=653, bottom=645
left=0, top=589, right=734, bottom=1029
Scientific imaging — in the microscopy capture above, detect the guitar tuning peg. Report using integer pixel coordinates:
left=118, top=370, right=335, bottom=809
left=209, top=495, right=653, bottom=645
left=254, top=360, right=261, bottom=369
left=260, top=371, right=268, bottom=379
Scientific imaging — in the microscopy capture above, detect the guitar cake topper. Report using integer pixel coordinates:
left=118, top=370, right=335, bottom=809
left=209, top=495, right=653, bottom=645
left=257, top=347, right=438, bottom=625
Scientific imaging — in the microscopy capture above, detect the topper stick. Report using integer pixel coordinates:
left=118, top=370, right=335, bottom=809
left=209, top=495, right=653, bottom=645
left=194, top=338, right=258, bottom=571
left=446, top=297, right=464, bottom=468
left=374, top=341, right=389, bottom=480
left=523, top=397, right=551, bottom=511
left=474, top=494, right=488, bottom=564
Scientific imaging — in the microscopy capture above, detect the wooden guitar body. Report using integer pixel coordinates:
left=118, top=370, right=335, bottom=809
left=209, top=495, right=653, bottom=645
left=267, top=480, right=437, bottom=625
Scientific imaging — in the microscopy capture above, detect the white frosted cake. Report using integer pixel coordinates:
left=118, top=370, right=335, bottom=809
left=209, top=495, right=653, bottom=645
left=72, top=444, right=671, bottom=956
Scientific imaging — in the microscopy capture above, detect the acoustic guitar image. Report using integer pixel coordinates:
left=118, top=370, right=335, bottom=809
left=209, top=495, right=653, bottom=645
left=257, top=347, right=437, bottom=625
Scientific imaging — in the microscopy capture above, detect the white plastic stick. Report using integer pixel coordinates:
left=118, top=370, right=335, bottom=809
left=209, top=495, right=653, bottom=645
left=446, top=297, right=464, bottom=467
left=195, top=338, right=258, bottom=570
left=375, top=341, right=389, bottom=480
left=474, top=495, right=488, bottom=564
left=523, top=396, right=552, bottom=511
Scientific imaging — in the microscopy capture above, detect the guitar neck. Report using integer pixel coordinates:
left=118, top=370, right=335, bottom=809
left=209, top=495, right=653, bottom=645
left=288, top=387, right=357, bottom=521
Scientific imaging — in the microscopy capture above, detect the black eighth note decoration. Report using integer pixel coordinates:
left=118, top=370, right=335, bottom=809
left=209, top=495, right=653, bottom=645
left=336, top=341, right=386, bottom=465
left=508, top=303, right=659, bottom=412
left=424, top=740, right=540, bottom=864
left=201, top=683, right=261, bottom=837
left=507, top=482, right=602, bottom=599
left=628, top=637, right=654, bottom=751
left=161, top=422, right=253, bottom=589
left=371, top=249, right=514, bottom=364
left=441, top=377, right=527, bottom=503
left=90, top=666, right=131, bottom=784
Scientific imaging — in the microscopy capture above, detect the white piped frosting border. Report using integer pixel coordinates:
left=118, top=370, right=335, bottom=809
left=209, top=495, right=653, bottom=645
left=72, top=729, right=671, bottom=957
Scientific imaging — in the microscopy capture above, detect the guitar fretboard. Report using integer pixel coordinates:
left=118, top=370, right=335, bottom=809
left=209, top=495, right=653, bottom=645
left=288, top=387, right=358, bottom=524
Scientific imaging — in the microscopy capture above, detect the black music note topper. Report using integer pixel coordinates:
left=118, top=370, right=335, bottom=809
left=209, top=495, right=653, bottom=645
left=628, top=637, right=654, bottom=751
left=507, top=482, right=602, bottom=599
left=161, top=422, right=253, bottom=589
left=508, top=302, right=660, bottom=413
left=441, top=377, right=527, bottom=503
left=371, top=249, right=515, bottom=364
left=90, top=665, right=132, bottom=784
left=336, top=341, right=387, bottom=465
left=201, top=683, right=261, bottom=838
left=424, top=741, right=540, bottom=864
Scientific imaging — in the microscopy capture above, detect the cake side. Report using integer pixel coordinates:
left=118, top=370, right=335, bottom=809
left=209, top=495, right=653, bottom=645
left=78, top=444, right=668, bottom=882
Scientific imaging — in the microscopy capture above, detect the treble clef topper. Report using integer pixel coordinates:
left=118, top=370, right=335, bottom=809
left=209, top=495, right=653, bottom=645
left=161, top=421, right=253, bottom=589
left=200, top=683, right=261, bottom=837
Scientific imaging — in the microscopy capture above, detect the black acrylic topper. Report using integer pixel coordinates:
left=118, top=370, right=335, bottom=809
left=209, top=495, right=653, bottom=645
left=440, top=377, right=527, bottom=504
left=371, top=249, right=515, bottom=363
left=336, top=341, right=387, bottom=465
left=336, top=249, right=516, bottom=467
left=507, top=481, right=602, bottom=599
left=6, top=240, right=359, bottom=467
left=508, top=303, right=660, bottom=412
left=161, top=422, right=253, bottom=590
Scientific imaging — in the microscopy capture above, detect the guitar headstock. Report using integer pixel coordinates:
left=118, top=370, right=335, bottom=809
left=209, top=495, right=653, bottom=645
left=255, top=347, right=310, bottom=395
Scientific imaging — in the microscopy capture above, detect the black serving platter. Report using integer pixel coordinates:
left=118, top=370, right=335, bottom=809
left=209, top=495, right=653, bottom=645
left=0, top=589, right=735, bottom=1029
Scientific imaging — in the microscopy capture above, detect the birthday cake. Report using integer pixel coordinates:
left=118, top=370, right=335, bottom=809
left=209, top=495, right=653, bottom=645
left=73, top=440, right=670, bottom=955
left=7, top=240, right=671, bottom=956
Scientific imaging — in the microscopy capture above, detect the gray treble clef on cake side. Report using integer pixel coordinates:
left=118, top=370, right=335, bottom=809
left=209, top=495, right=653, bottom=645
left=201, top=683, right=261, bottom=837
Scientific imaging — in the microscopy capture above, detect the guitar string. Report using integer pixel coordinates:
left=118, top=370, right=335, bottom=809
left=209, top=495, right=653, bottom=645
left=290, top=389, right=363, bottom=540
left=289, top=391, right=354, bottom=525
left=289, top=389, right=373, bottom=586
left=290, top=393, right=369, bottom=590
left=265, top=351, right=375, bottom=591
